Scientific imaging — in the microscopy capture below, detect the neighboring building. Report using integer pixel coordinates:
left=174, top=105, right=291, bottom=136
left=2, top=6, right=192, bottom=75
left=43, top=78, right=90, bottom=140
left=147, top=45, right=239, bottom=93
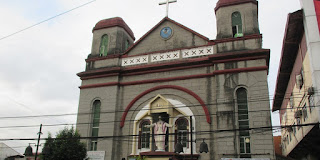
left=76, top=0, right=275, bottom=159
left=0, top=143, right=23, bottom=160
left=272, top=1, right=320, bottom=159
left=273, top=136, right=282, bottom=157
left=273, top=136, right=292, bottom=160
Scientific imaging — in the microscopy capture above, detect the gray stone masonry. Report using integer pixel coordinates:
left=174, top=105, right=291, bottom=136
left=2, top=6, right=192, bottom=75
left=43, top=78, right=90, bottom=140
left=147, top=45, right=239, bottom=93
left=216, top=3, right=260, bottom=39
left=127, top=21, right=208, bottom=56
left=90, top=27, right=134, bottom=57
left=76, top=2, right=275, bottom=159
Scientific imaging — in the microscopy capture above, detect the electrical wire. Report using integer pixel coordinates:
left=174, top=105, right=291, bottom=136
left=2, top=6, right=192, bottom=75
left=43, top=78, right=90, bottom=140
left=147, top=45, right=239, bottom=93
left=0, top=0, right=96, bottom=41
left=0, top=122, right=318, bottom=141
left=0, top=103, right=319, bottom=129
left=0, top=90, right=318, bottom=120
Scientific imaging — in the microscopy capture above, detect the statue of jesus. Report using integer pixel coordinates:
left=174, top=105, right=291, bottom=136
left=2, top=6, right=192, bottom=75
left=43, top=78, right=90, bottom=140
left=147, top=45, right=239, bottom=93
left=146, top=116, right=172, bottom=151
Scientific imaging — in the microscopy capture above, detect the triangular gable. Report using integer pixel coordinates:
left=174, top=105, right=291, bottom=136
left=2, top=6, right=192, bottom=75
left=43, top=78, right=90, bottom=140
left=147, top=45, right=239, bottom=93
left=124, top=17, right=210, bottom=56
left=148, top=94, right=173, bottom=115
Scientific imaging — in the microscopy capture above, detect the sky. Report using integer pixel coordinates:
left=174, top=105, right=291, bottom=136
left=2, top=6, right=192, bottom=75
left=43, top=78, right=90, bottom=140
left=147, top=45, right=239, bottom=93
left=0, top=0, right=301, bottom=154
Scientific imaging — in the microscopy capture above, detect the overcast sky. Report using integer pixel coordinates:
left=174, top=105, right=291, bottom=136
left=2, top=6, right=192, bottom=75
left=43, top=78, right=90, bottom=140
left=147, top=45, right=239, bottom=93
left=0, top=0, right=301, bottom=154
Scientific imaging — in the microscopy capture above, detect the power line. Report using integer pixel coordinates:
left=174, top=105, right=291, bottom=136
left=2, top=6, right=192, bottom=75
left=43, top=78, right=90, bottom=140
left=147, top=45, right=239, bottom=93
left=0, top=122, right=318, bottom=141
left=0, top=103, right=319, bottom=129
left=0, top=92, right=318, bottom=120
left=0, top=129, right=276, bottom=150
left=0, top=0, right=96, bottom=41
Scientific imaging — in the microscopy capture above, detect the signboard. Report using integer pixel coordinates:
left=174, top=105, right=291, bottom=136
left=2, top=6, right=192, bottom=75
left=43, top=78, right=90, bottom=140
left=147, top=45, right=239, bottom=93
left=86, top=151, right=105, bottom=160
left=221, top=159, right=270, bottom=160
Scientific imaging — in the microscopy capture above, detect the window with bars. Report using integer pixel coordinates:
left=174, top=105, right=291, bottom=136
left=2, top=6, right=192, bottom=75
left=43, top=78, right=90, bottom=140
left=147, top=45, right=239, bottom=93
left=297, top=118, right=301, bottom=130
left=90, top=100, right=101, bottom=151
left=308, top=95, right=314, bottom=112
left=232, top=12, right=243, bottom=38
left=303, top=104, right=308, bottom=121
left=290, top=93, right=294, bottom=108
left=175, top=117, right=189, bottom=148
left=139, top=120, right=151, bottom=149
left=236, top=88, right=251, bottom=157
left=99, top=35, right=109, bottom=56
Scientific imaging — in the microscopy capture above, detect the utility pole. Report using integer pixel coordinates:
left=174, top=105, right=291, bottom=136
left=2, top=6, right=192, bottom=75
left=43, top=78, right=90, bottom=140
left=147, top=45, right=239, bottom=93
left=35, top=124, right=42, bottom=160
left=190, top=116, right=193, bottom=160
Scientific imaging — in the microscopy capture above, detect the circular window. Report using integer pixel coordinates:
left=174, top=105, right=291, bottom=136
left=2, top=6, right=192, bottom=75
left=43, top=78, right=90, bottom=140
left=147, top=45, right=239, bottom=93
left=160, top=27, right=173, bottom=40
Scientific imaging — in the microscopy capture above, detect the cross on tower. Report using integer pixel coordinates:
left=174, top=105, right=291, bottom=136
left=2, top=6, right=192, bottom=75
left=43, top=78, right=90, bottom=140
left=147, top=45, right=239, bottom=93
left=159, top=0, right=177, bottom=17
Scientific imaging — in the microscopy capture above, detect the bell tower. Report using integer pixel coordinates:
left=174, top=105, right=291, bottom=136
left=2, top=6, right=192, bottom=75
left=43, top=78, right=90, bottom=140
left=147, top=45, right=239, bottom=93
left=89, top=17, right=135, bottom=58
left=215, top=0, right=260, bottom=39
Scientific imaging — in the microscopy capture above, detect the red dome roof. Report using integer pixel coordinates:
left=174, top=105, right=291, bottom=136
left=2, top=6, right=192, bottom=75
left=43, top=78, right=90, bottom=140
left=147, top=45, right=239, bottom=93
left=93, top=17, right=135, bottom=40
left=215, top=0, right=257, bottom=11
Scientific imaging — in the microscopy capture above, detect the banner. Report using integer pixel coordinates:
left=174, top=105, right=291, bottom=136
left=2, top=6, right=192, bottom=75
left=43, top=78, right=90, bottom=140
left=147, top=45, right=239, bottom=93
left=86, top=151, right=105, bottom=160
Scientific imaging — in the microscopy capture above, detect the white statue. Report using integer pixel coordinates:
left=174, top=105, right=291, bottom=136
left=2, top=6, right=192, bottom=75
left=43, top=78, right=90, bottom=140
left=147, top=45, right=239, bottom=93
left=146, top=116, right=172, bottom=151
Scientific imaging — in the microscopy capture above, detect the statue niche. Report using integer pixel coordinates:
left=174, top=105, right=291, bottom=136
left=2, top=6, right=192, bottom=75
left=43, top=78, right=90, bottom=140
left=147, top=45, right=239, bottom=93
left=148, top=95, right=174, bottom=152
left=133, top=94, right=193, bottom=154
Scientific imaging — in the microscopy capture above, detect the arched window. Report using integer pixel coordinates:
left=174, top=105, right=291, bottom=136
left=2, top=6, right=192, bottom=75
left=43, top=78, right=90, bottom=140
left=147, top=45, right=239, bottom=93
left=99, top=35, right=109, bottom=56
left=232, top=12, right=243, bottom=38
left=139, top=120, right=151, bottom=149
left=125, top=39, right=130, bottom=50
left=236, top=88, right=251, bottom=157
left=90, top=100, right=101, bottom=151
left=175, top=117, right=189, bottom=148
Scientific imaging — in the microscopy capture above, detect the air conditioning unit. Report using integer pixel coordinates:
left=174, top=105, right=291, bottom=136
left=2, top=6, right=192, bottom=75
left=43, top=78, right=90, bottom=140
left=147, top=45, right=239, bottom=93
left=308, top=87, right=315, bottom=95
left=294, top=110, right=302, bottom=118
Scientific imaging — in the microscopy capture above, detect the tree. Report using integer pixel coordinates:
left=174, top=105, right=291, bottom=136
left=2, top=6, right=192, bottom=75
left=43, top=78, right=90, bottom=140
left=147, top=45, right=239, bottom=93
left=42, top=127, right=87, bottom=160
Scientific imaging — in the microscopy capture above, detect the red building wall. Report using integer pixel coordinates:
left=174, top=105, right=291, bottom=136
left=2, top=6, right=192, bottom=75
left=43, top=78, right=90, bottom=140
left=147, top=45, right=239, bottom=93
left=315, top=0, right=320, bottom=34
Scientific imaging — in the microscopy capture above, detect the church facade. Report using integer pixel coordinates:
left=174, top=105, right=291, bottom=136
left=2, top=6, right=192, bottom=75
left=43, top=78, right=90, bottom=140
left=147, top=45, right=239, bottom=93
left=76, top=0, right=275, bottom=159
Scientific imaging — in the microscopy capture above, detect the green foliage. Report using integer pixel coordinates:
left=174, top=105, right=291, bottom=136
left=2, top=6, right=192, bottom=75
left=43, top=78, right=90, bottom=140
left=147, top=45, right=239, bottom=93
left=42, top=127, right=87, bottom=160
left=132, top=155, right=146, bottom=160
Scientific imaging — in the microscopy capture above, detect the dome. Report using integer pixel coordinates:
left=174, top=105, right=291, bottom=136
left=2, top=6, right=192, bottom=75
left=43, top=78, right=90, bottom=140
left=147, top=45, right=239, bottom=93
left=92, top=17, right=135, bottom=40
left=215, top=0, right=257, bottom=11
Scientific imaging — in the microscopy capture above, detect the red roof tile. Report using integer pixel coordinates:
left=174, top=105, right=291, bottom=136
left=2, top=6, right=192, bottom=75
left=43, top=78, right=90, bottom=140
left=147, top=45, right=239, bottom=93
left=215, top=0, right=257, bottom=11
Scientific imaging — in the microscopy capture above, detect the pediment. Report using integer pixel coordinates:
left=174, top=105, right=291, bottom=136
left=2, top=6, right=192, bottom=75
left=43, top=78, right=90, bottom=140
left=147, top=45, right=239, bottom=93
left=126, top=17, right=209, bottom=56
left=148, top=94, right=173, bottom=115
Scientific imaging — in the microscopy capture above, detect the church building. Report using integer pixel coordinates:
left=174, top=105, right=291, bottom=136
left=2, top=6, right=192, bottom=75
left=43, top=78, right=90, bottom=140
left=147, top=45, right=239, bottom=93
left=76, top=0, right=275, bottom=159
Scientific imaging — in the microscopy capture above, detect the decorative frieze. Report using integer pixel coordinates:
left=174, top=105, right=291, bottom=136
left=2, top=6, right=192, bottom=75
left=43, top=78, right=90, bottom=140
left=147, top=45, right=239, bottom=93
left=182, top=46, right=214, bottom=58
left=151, top=51, right=180, bottom=62
left=121, top=46, right=214, bottom=66
left=122, top=55, right=148, bottom=66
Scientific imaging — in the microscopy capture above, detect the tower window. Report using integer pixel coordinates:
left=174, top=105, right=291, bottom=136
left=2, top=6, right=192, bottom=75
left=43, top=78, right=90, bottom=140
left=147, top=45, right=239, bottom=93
left=99, top=35, right=109, bottom=56
left=90, top=100, right=101, bottom=151
left=232, top=12, right=243, bottom=38
left=125, top=40, right=130, bottom=50
left=236, top=88, right=251, bottom=157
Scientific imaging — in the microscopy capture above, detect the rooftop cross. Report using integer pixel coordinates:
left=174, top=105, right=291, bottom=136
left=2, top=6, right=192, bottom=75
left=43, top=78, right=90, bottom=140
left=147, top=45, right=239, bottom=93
left=159, top=0, right=177, bottom=17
